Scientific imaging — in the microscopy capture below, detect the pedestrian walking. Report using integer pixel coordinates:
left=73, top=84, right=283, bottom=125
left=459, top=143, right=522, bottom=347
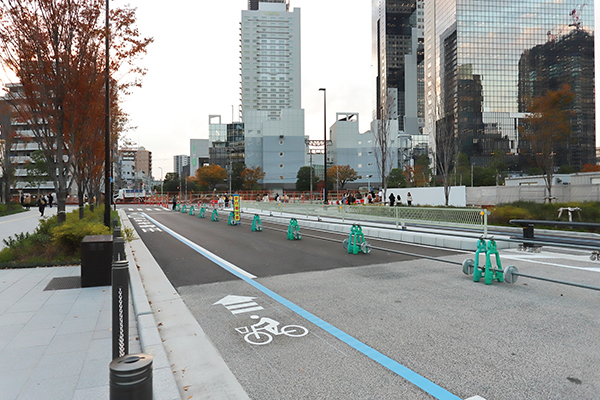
left=388, top=193, right=395, bottom=207
left=37, top=195, right=47, bottom=216
left=20, top=192, right=24, bottom=207
left=24, top=194, right=31, bottom=210
left=172, top=196, right=177, bottom=210
left=47, top=192, right=53, bottom=208
left=396, top=194, right=401, bottom=206
left=406, top=192, right=413, bottom=206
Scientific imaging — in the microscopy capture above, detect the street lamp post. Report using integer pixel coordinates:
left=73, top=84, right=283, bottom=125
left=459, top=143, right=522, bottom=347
left=319, top=88, right=327, bottom=204
left=103, top=0, right=110, bottom=228
left=158, top=166, right=163, bottom=204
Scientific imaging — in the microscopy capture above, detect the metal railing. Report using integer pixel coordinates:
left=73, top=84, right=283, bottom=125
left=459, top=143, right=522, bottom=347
left=242, top=201, right=488, bottom=232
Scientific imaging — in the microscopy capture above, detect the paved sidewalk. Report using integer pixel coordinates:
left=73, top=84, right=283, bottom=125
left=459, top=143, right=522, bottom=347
left=0, top=266, right=140, bottom=400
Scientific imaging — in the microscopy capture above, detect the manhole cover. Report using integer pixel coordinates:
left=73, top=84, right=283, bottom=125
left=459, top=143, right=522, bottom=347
left=44, top=276, right=81, bottom=291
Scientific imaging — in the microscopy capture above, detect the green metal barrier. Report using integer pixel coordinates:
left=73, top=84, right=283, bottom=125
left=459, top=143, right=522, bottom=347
left=287, top=218, right=301, bottom=240
left=343, top=224, right=371, bottom=254
left=189, top=205, right=195, bottom=216
left=211, top=209, right=219, bottom=221
left=472, top=238, right=504, bottom=285
left=228, top=211, right=238, bottom=226
left=251, top=214, right=262, bottom=232
left=175, top=203, right=181, bottom=212
left=181, top=204, right=187, bottom=214
left=199, top=207, right=206, bottom=218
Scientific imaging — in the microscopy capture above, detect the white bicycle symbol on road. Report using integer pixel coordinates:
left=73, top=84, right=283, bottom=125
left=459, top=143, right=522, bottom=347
left=235, top=315, right=308, bottom=345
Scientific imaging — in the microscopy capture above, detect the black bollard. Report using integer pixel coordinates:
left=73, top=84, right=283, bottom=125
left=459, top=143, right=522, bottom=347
left=112, top=260, right=129, bottom=360
left=113, top=226, right=121, bottom=239
left=113, top=237, right=126, bottom=262
left=109, top=353, right=153, bottom=400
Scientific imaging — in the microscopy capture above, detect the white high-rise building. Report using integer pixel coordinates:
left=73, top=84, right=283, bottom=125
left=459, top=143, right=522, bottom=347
left=240, top=1, right=307, bottom=189
left=240, top=0, right=301, bottom=120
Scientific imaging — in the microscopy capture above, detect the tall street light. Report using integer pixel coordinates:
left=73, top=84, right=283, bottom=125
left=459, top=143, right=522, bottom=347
left=103, top=0, right=111, bottom=228
left=319, top=88, right=327, bottom=204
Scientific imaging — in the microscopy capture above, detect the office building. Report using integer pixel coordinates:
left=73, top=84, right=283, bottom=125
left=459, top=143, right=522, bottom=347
left=208, top=115, right=245, bottom=170
left=116, top=146, right=153, bottom=189
left=518, top=28, right=595, bottom=169
left=372, top=0, right=424, bottom=135
left=424, top=0, right=595, bottom=168
left=240, top=1, right=307, bottom=188
left=173, top=154, right=189, bottom=178
left=189, top=139, right=210, bottom=178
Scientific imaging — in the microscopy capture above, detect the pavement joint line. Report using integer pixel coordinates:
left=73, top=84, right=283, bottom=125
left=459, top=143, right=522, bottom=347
left=144, top=212, right=466, bottom=400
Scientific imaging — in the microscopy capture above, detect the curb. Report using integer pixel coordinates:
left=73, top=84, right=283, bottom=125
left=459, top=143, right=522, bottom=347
left=120, top=208, right=249, bottom=400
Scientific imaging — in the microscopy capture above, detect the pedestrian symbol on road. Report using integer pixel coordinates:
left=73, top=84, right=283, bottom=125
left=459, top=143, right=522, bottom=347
left=235, top=315, right=308, bottom=345
left=214, top=295, right=264, bottom=315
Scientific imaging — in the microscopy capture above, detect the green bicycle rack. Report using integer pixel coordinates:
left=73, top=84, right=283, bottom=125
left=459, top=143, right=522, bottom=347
left=211, top=209, right=219, bottom=222
left=287, top=218, right=301, bottom=240
left=462, top=237, right=505, bottom=285
left=251, top=214, right=263, bottom=232
left=198, top=206, right=206, bottom=218
left=343, top=224, right=371, bottom=254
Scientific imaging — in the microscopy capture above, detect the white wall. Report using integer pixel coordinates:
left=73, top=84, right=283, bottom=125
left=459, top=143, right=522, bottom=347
left=386, top=186, right=467, bottom=207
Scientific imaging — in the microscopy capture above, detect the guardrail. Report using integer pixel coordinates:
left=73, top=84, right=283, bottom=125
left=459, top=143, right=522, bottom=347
left=242, top=201, right=488, bottom=233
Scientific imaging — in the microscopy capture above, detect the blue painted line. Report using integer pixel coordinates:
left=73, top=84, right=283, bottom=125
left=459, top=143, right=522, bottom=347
left=143, top=213, right=463, bottom=400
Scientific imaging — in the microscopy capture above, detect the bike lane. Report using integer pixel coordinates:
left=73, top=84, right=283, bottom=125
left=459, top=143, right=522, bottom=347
left=129, top=209, right=466, bottom=400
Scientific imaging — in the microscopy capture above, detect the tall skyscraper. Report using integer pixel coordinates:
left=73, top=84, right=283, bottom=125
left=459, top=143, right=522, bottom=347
left=424, top=0, right=595, bottom=168
left=372, top=0, right=424, bottom=135
left=240, top=0, right=300, bottom=121
left=240, top=1, right=307, bottom=188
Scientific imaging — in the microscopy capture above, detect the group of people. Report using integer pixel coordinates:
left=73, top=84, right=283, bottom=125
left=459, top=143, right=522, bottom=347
left=388, top=192, right=412, bottom=207
left=336, top=190, right=413, bottom=206
left=20, top=192, right=54, bottom=216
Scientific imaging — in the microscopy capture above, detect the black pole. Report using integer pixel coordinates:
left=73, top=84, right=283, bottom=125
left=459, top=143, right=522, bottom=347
left=104, top=0, right=111, bottom=228
left=319, top=88, right=327, bottom=204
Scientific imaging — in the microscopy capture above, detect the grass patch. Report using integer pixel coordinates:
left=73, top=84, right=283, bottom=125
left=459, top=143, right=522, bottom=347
left=0, top=205, right=120, bottom=268
left=0, top=203, right=27, bottom=217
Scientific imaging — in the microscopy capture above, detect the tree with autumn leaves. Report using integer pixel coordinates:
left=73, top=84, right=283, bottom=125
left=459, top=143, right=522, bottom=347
left=520, top=85, right=574, bottom=203
left=0, top=0, right=152, bottom=222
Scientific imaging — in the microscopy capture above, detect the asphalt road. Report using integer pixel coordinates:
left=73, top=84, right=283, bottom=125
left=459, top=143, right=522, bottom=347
left=124, top=206, right=600, bottom=400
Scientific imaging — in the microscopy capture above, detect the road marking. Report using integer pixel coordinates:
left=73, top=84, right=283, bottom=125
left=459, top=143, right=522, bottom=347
left=214, top=295, right=265, bottom=314
left=154, top=208, right=163, bottom=211
left=143, top=213, right=462, bottom=400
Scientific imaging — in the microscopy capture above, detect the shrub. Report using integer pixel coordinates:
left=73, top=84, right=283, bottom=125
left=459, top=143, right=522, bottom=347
left=488, top=205, right=533, bottom=226
left=51, top=220, right=110, bottom=255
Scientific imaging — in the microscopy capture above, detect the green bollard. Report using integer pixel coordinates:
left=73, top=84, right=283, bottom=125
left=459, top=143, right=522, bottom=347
left=346, top=224, right=370, bottom=254
left=287, top=218, right=301, bottom=240
left=175, top=203, right=181, bottom=212
left=199, top=207, right=206, bottom=218
left=472, top=238, right=488, bottom=283
left=181, top=204, right=187, bottom=213
left=211, top=209, right=219, bottom=221
left=189, top=205, right=195, bottom=215
left=251, top=214, right=262, bottom=232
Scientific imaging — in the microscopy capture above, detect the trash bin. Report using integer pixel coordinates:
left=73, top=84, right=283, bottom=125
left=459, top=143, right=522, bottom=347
left=523, top=225, right=534, bottom=239
left=81, top=235, right=113, bottom=287
left=109, top=353, right=153, bottom=400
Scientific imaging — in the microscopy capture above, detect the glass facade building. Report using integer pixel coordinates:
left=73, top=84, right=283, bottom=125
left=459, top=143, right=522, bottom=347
left=372, top=0, right=425, bottom=135
left=425, top=0, right=595, bottom=168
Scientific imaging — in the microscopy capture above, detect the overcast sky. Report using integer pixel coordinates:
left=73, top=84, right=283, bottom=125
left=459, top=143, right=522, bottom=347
left=1, top=1, right=598, bottom=179
left=122, top=0, right=373, bottom=178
